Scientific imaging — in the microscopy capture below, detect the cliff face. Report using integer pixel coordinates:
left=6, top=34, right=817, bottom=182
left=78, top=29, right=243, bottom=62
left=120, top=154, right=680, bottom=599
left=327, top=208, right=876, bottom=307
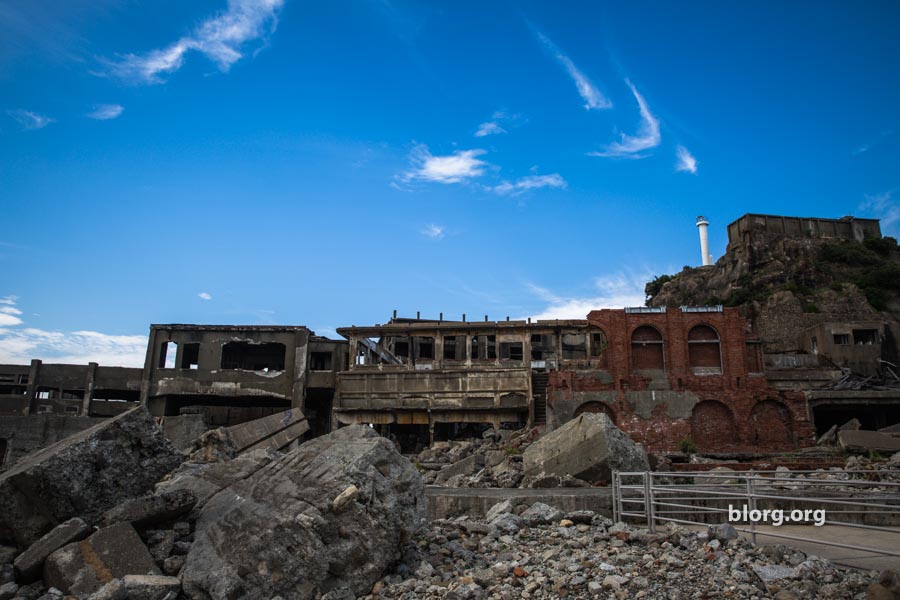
left=646, top=233, right=900, bottom=353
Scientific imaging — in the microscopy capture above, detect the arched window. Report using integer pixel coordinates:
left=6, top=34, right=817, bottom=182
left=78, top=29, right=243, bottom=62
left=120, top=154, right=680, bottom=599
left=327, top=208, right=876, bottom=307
left=631, top=325, right=664, bottom=370
left=688, top=325, right=722, bottom=372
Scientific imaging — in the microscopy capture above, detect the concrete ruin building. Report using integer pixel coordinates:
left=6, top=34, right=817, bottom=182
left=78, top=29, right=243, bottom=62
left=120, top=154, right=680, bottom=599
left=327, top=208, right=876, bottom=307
left=140, top=324, right=347, bottom=437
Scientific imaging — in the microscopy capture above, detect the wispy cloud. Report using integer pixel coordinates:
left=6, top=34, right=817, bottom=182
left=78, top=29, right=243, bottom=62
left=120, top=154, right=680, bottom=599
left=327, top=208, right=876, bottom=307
left=675, top=145, right=698, bottom=174
left=104, top=0, right=283, bottom=84
left=491, top=173, right=567, bottom=196
left=526, top=271, right=652, bottom=320
left=198, top=292, right=213, bottom=300
left=535, top=31, right=611, bottom=110
left=852, top=130, right=893, bottom=156
left=397, top=144, right=489, bottom=185
left=475, top=122, right=506, bottom=137
left=860, top=190, right=900, bottom=232
left=87, top=104, right=124, bottom=120
left=6, top=109, right=54, bottom=130
left=421, top=224, right=446, bottom=240
left=589, top=80, right=661, bottom=159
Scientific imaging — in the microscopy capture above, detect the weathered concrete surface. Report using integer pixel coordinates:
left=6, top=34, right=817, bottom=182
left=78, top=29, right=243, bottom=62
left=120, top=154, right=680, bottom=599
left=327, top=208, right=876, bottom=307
left=100, top=490, right=197, bottom=529
left=523, top=413, right=649, bottom=483
left=0, top=407, right=183, bottom=547
left=0, top=415, right=102, bottom=472
left=425, top=486, right=612, bottom=520
left=13, top=517, right=90, bottom=582
left=223, top=407, right=309, bottom=453
left=161, top=414, right=209, bottom=453
left=155, top=448, right=278, bottom=510
left=181, top=425, right=425, bottom=600
left=839, top=430, right=900, bottom=453
left=44, top=522, right=160, bottom=596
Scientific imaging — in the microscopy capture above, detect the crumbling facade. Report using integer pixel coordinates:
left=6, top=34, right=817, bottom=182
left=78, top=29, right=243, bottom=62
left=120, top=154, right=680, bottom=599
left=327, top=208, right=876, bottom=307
left=140, top=325, right=347, bottom=434
left=726, top=213, right=881, bottom=250
left=546, top=306, right=814, bottom=453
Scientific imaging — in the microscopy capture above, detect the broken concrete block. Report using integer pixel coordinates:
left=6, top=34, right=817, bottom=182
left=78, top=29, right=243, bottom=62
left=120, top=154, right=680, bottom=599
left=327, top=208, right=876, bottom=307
left=224, top=408, right=309, bottom=454
left=816, top=424, right=838, bottom=446
left=0, top=407, right=183, bottom=547
left=121, top=574, right=181, bottom=600
left=100, top=490, right=196, bottom=530
left=434, top=453, right=483, bottom=484
left=839, top=418, right=861, bottom=431
left=155, top=448, right=277, bottom=510
left=13, top=518, right=90, bottom=582
left=521, top=502, right=565, bottom=526
left=181, top=424, right=425, bottom=600
left=43, top=523, right=160, bottom=597
left=839, top=430, right=900, bottom=454
left=523, top=413, right=649, bottom=483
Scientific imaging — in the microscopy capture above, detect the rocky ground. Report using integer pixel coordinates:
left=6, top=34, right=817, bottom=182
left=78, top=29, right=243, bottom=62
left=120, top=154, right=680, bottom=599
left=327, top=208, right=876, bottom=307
left=363, top=503, right=887, bottom=600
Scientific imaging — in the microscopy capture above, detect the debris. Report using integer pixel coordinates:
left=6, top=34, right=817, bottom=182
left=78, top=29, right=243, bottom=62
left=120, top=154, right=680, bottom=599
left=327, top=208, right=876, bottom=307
left=839, top=418, right=862, bottom=431
left=100, top=490, right=197, bottom=530
left=816, top=424, right=838, bottom=446
left=223, top=408, right=309, bottom=454
left=331, top=484, right=359, bottom=513
left=839, top=430, right=900, bottom=454
left=43, top=522, right=160, bottom=597
left=523, top=413, right=649, bottom=483
left=180, top=424, right=425, bottom=600
left=0, top=407, right=183, bottom=548
left=13, top=518, right=90, bottom=583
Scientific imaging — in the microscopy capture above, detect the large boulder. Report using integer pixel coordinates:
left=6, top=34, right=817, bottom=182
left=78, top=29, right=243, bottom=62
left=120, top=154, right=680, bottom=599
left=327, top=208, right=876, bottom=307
left=0, top=407, right=183, bottom=547
left=523, top=413, right=649, bottom=483
left=181, top=425, right=425, bottom=599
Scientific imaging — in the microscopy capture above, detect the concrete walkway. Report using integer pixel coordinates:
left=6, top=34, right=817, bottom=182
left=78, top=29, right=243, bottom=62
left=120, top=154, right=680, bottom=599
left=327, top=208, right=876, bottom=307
left=744, top=524, right=900, bottom=572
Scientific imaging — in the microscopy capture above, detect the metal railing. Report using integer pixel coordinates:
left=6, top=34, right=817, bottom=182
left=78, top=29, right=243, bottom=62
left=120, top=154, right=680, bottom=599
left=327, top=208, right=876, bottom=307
left=612, top=470, right=900, bottom=559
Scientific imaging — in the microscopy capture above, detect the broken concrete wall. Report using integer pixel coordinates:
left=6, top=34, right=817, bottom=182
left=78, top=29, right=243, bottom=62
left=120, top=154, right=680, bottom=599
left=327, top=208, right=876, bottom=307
left=0, top=406, right=183, bottom=547
left=181, top=424, right=425, bottom=599
left=0, top=415, right=102, bottom=471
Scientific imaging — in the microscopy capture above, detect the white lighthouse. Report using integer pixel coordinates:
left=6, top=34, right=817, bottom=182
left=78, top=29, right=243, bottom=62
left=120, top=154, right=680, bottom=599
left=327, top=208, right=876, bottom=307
left=696, top=216, right=713, bottom=266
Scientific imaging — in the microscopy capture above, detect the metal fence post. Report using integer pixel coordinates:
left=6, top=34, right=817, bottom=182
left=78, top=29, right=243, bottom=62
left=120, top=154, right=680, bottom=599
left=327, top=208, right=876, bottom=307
left=746, top=471, right=757, bottom=545
left=643, top=472, right=652, bottom=530
left=647, top=471, right=656, bottom=533
left=612, top=470, right=619, bottom=524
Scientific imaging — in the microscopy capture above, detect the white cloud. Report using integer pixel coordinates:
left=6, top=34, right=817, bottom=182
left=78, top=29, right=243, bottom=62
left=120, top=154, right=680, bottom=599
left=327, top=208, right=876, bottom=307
left=675, top=145, right=698, bottom=174
left=0, top=296, right=146, bottom=366
left=860, top=191, right=900, bottom=232
left=105, top=0, right=283, bottom=84
left=475, top=122, right=506, bottom=137
left=198, top=292, right=213, bottom=300
left=397, top=144, right=489, bottom=185
left=421, top=224, right=445, bottom=240
left=535, top=32, right=611, bottom=110
left=87, top=104, right=124, bottom=120
left=491, top=173, right=567, bottom=196
left=526, top=272, right=651, bottom=320
left=7, top=109, right=54, bottom=130
left=589, top=80, right=661, bottom=158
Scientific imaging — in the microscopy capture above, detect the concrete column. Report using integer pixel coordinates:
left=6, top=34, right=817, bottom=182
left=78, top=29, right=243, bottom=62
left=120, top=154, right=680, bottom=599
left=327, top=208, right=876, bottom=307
left=24, top=359, right=41, bottom=416
left=81, top=362, right=97, bottom=416
left=465, top=335, right=472, bottom=367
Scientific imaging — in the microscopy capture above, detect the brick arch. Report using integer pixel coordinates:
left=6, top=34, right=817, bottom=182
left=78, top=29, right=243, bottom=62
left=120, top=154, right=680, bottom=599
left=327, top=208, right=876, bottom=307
left=688, top=325, right=722, bottom=370
left=690, top=400, right=736, bottom=451
left=750, top=400, right=795, bottom=451
left=631, top=325, right=664, bottom=370
left=574, top=401, right=617, bottom=423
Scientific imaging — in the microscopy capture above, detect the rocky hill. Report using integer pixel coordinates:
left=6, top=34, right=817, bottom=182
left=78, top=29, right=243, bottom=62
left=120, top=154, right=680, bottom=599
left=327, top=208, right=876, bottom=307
left=645, top=232, right=900, bottom=354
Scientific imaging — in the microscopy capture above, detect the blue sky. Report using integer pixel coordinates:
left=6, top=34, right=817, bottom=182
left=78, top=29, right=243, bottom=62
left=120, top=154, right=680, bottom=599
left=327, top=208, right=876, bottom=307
left=1, top=0, right=899, bottom=366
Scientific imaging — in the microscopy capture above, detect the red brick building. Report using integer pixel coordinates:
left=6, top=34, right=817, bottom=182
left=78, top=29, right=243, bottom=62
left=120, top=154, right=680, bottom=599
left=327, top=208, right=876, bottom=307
left=546, top=307, right=814, bottom=453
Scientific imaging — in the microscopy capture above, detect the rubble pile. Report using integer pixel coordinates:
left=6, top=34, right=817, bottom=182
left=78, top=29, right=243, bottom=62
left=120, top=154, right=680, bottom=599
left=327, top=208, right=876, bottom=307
left=0, top=409, right=425, bottom=600
left=415, top=427, right=541, bottom=488
left=363, top=503, right=878, bottom=600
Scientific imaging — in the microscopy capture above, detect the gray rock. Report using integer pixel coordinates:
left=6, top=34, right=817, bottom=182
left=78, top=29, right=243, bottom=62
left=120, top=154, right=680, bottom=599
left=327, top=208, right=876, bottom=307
left=14, top=518, right=90, bottom=582
left=161, top=555, right=184, bottom=576
left=146, top=530, right=175, bottom=563
left=85, top=579, right=126, bottom=600
left=100, top=490, right=197, bottom=530
left=0, top=564, right=12, bottom=585
left=752, top=564, right=795, bottom=583
left=0, top=582, right=18, bottom=600
left=711, top=523, right=738, bottom=542
left=121, top=574, right=180, bottom=600
left=523, top=413, right=649, bottom=483
left=816, top=424, right=838, bottom=446
left=435, top=454, right=483, bottom=485
left=180, top=424, right=425, bottom=600
left=520, top=502, right=565, bottom=526
left=0, top=407, right=183, bottom=548
left=489, top=513, right=525, bottom=534
left=0, top=547, right=16, bottom=564
left=43, top=522, right=160, bottom=597
left=484, top=500, right=513, bottom=523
